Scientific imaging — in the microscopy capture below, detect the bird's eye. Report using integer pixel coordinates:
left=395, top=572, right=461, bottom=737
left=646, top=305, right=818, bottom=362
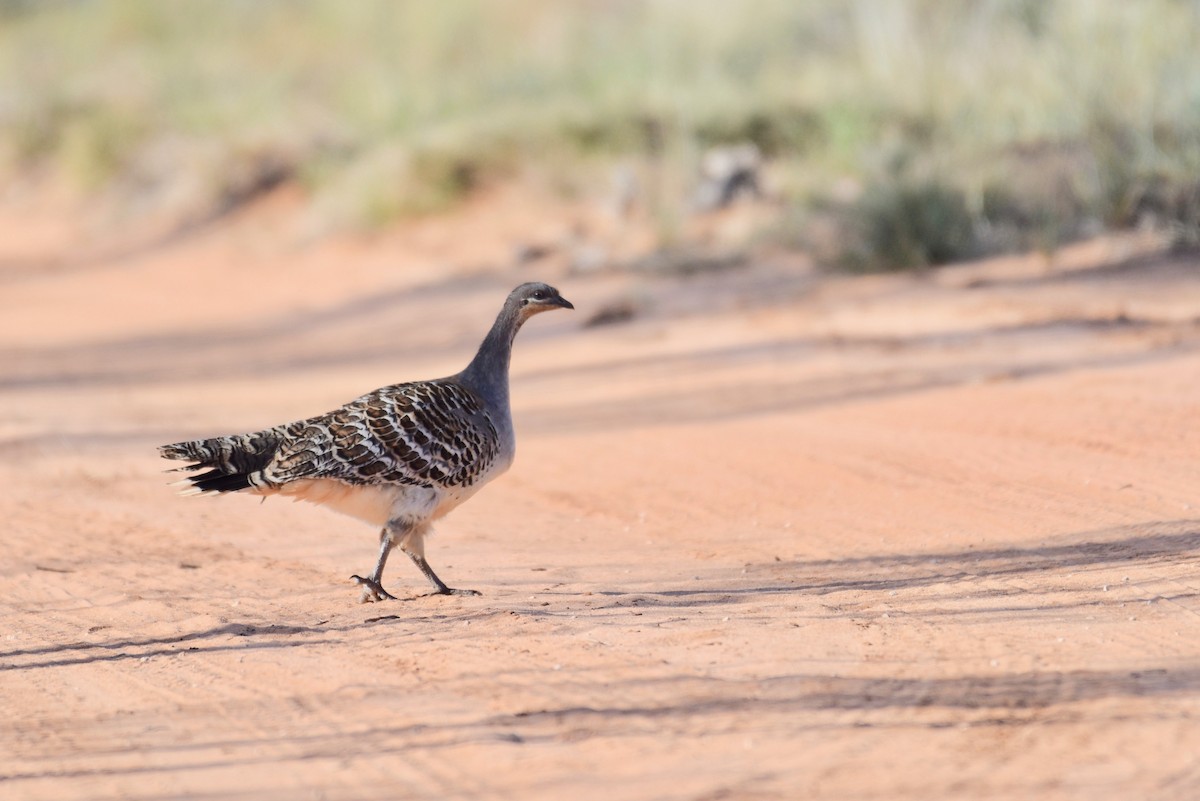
left=531, top=291, right=545, bottom=300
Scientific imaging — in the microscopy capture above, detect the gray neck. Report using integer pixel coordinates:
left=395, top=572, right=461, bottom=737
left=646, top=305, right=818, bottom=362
left=458, top=299, right=525, bottom=408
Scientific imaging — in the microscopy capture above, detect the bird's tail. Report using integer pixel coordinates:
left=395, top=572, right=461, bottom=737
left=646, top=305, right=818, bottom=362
left=159, top=428, right=287, bottom=495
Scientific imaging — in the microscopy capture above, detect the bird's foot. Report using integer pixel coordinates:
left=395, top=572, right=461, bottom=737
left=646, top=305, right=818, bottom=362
left=428, top=587, right=482, bottom=597
left=350, top=575, right=397, bottom=604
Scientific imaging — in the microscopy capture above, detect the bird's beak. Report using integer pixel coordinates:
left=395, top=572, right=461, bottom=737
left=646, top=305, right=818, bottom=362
left=553, top=296, right=575, bottom=310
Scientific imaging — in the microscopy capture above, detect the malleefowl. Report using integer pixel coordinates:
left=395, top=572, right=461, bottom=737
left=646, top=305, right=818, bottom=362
left=159, top=282, right=574, bottom=603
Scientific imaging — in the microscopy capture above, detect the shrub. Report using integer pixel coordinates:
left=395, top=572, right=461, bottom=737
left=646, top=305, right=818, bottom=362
left=838, top=179, right=977, bottom=272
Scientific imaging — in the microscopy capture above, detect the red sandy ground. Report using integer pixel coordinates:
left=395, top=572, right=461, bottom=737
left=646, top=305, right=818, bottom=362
left=2, top=188, right=1199, bottom=800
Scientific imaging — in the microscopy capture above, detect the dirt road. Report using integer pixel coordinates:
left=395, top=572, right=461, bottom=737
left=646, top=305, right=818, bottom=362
left=2, top=202, right=1199, bottom=800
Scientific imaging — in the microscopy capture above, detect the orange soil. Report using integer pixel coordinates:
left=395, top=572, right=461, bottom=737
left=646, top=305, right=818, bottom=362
left=2, top=192, right=1200, bottom=800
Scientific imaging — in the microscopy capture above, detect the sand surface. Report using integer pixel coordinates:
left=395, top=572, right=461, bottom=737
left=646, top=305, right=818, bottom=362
left=2, top=197, right=1200, bottom=800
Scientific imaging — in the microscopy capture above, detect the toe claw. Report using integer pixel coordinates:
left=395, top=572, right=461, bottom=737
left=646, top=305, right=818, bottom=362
left=350, top=574, right=396, bottom=603
left=430, top=587, right=481, bottom=597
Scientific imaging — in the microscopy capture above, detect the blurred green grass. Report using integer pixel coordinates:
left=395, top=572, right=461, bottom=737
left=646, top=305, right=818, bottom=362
left=2, top=0, right=1199, bottom=262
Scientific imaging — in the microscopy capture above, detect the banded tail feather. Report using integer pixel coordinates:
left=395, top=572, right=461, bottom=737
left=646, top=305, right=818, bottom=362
left=159, top=428, right=289, bottom=495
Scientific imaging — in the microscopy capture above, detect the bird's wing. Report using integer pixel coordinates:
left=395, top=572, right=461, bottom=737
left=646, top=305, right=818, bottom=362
left=264, top=380, right=501, bottom=489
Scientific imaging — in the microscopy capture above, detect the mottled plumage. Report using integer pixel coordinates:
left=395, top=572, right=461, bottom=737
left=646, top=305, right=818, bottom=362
left=160, top=282, right=574, bottom=602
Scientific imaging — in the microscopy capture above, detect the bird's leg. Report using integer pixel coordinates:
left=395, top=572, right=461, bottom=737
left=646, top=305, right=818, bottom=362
left=407, top=552, right=481, bottom=597
left=350, top=529, right=398, bottom=603
left=398, top=524, right=481, bottom=597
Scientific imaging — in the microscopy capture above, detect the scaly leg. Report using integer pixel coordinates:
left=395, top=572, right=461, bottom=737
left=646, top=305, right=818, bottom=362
left=350, top=529, right=398, bottom=603
left=398, top=523, right=480, bottom=597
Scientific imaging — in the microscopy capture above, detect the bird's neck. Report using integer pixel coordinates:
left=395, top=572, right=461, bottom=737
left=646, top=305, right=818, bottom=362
left=459, top=301, right=524, bottom=407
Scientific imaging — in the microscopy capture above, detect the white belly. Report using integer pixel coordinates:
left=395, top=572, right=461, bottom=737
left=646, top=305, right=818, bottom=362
left=266, top=460, right=512, bottom=527
left=271, top=480, right=432, bottom=526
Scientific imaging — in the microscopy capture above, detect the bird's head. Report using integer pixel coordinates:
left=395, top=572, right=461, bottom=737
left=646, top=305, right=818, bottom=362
left=511, top=282, right=574, bottom=319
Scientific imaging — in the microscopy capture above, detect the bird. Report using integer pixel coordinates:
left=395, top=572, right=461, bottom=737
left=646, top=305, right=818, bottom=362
left=159, top=282, right=574, bottom=603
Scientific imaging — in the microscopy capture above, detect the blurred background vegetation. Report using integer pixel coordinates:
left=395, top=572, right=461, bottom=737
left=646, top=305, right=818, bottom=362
left=2, top=0, right=1199, bottom=268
